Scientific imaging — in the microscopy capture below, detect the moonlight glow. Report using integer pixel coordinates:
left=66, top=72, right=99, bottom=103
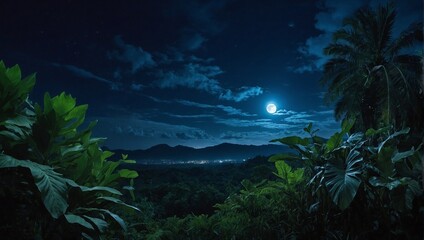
left=266, top=103, right=277, bottom=114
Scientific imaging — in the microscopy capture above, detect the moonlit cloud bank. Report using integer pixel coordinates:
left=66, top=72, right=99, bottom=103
left=2, top=0, right=419, bottom=149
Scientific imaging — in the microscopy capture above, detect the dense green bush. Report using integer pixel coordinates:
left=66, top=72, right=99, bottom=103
left=0, top=61, right=140, bottom=239
left=270, top=121, right=423, bottom=239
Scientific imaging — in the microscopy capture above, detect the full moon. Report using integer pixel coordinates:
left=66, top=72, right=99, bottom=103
left=266, top=103, right=277, bottom=114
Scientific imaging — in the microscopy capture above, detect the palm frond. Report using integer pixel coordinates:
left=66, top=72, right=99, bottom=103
left=387, top=22, right=423, bottom=56
left=323, top=43, right=356, bottom=57
left=322, top=3, right=424, bottom=131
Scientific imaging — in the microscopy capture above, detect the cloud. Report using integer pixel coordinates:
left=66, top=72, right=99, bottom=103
left=292, top=0, right=363, bottom=72
left=179, top=31, right=207, bottom=51
left=317, top=91, right=326, bottom=99
left=283, top=112, right=314, bottom=124
left=272, top=109, right=296, bottom=116
left=216, top=118, right=296, bottom=130
left=51, top=63, right=121, bottom=90
left=176, top=130, right=209, bottom=140
left=220, top=131, right=247, bottom=140
left=155, top=63, right=263, bottom=101
left=293, top=0, right=423, bottom=73
left=155, top=63, right=223, bottom=94
left=95, top=116, right=214, bottom=149
left=108, top=35, right=156, bottom=74
left=314, top=109, right=334, bottom=115
left=219, top=86, right=264, bottom=102
left=216, top=105, right=257, bottom=117
left=176, top=99, right=257, bottom=117
left=215, top=107, right=339, bottom=137
left=106, top=24, right=261, bottom=101
left=94, top=103, right=340, bottom=149
left=130, top=83, right=144, bottom=91
left=165, top=113, right=215, bottom=119
left=175, top=132, right=192, bottom=140
left=179, top=0, right=228, bottom=35
left=287, top=65, right=314, bottom=74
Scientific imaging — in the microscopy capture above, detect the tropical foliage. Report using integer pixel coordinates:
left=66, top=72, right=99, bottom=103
left=271, top=121, right=423, bottom=238
left=0, top=61, right=140, bottom=239
left=2, top=2, right=423, bottom=240
left=321, top=3, right=423, bottom=132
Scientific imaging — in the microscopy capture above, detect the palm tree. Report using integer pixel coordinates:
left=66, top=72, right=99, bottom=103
left=321, top=3, right=423, bottom=133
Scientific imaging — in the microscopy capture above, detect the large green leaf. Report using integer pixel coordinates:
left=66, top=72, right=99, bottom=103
left=377, top=128, right=410, bottom=153
left=83, top=215, right=108, bottom=233
left=5, top=64, right=21, bottom=82
left=326, top=132, right=343, bottom=152
left=324, top=149, right=363, bottom=210
left=341, top=117, right=355, bottom=133
left=0, top=154, right=69, bottom=218
left=274, top=161, right=304, bottom=185
left=391, top=147, right=415, bottom=163
left=369, top=176, right=403, bottom=190
left=118, top=169, right=139, bottom=178
left=66, top=180, right=123, bottom=196
left=51, top=92, right=77, bottom=117
left=0, top=62, right=35, bottom=121
left=376, top=146, right=395, bottom=177
left=79, top=208, right=127, bottom=231
left=65, top=213, right=95, bottom=230
left=80, top=186, right=123, bottom=196
left=346, top=132, right=364, bottom=145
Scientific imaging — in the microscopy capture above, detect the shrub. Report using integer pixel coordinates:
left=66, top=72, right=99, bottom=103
left=0, top=61, right=140, bottom=239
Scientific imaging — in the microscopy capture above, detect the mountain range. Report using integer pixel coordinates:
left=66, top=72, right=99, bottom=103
left=111, top=143, right=289, bottom=164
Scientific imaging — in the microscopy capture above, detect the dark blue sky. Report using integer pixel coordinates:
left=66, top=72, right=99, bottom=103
left=1, top=0, right=422, bottom=149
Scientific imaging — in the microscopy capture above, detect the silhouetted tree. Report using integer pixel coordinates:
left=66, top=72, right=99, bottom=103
left=321, top=3, right=423, bottom=132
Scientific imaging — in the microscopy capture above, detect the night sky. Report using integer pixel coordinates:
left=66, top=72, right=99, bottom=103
left=1, top=0, right=422, bottom=149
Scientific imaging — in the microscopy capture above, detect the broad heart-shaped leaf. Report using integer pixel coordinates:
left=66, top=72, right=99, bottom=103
left=324, top=149, right=363, bottom=210
left=0, top=154, right=69, bottom=218
left=274, top=161, right=304, bottom=185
